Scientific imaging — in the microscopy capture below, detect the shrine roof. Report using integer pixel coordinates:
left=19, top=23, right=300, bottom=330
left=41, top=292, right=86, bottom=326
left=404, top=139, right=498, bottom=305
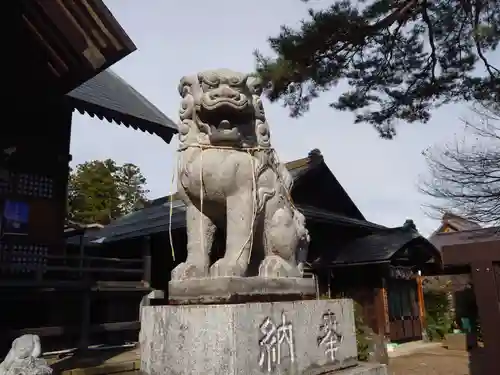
left=77, top=150, right=373, bottom=244
left=428, top=212, right=482, bottom=239
left=312, top=226, right=441, bottom=269
left=67, top=69, right=177, bottom=142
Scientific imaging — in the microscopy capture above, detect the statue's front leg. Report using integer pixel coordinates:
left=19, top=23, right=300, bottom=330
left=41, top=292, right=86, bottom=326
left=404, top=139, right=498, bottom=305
left=210, top=190, right=255, bottom=277
left=171, top=203, right=216, bottom=280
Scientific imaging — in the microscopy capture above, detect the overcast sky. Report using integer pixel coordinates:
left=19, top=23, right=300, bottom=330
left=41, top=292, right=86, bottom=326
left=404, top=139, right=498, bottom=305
left=70, top=0, right=493, bottom=236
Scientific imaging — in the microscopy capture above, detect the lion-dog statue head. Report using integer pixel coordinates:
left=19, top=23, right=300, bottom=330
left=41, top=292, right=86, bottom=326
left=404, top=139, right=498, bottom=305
left=177, top=68, right=270, bottom=149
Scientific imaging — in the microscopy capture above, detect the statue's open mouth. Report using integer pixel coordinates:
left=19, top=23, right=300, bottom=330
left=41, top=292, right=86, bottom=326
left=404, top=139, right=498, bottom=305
left=198, top=102, right=252, bottom=145
left=199, top=105, right=249, bottom=127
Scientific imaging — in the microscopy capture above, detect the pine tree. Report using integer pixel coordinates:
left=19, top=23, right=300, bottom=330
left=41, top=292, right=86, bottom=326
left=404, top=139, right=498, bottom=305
left=115, top=163, right=150, bottom=214
left=255, top=0, right=499, bottom=138
left=67, top=159, right=149, bottom=225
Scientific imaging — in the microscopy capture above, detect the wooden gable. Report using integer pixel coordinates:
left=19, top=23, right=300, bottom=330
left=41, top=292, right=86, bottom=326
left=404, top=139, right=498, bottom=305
left=15, top=0, right=136, bottom=100
left=288, top=149, right=365, bottom=220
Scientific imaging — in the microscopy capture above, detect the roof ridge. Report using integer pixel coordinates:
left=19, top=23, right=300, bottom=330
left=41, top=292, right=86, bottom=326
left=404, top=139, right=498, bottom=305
left=284, top=148, right=324, bottom=170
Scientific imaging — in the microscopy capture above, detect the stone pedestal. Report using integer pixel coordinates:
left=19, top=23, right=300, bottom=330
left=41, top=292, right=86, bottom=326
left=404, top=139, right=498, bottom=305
left=140, top=299, right=387, bottom=375
left=168, top=276, right=316, bottom=304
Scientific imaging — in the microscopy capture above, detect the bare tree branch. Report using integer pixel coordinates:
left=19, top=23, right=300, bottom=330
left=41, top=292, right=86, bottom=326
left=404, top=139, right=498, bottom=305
left=420, top=101, right=500, bottom=224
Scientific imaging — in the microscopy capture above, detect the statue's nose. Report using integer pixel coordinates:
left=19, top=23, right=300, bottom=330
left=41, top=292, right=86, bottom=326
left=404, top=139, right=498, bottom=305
left=211, top=85, right=240, bottom=99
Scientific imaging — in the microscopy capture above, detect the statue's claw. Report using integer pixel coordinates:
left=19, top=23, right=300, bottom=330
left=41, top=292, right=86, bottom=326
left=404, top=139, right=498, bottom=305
left=171, top=262, right=207, bottom=281
left=209, top=258, right=245, bottom=277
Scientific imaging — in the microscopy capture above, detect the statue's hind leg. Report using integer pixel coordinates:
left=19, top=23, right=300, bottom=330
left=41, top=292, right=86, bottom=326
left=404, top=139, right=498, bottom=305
left=171, top=203, right=216, bottom=280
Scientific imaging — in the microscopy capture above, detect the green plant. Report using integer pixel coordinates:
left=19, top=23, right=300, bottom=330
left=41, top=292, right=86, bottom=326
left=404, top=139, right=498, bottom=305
left=424, top=291, right=453, bottom=341
left=353, top=302, right=370, bottom=361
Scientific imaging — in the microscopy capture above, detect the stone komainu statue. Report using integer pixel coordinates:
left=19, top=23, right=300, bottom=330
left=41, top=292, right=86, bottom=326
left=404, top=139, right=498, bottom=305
left=171, top=69, right=309, bottom=280
left=0, top=335, right=52, bottom=375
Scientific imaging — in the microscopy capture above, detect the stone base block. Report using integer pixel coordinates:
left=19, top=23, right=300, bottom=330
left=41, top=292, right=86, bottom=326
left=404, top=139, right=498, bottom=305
left=169, top=276, right=316, bottom=304
left=443, top=332, right=477, bottom=350
left=140, top=299, right=388, bottom=375
left=333, top=363, right=387, bottom=375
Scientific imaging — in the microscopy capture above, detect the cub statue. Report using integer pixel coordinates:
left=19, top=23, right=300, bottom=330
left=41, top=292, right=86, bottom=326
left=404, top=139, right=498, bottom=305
left=0, top=335, right=52, bottom=375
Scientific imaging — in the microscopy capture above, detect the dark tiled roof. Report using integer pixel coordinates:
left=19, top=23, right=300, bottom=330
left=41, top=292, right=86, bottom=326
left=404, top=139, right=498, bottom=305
left=86, top=149, right=373, bottom=244
left=87, top=201, right=381, bottom=245
left=314, top=228, right=441, bottom=267
left=67, top=69, right=177, bottom=142
left=87, top=199, right=186, bottom=244
left=287, top=149, right=365, bottom=220
left=87, top=152, right=325, bottom=243
left=299, top=205, right=384, bottom=231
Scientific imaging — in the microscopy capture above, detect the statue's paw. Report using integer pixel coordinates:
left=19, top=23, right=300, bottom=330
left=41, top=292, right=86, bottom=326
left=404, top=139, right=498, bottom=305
left=209, top=258, right=245, bottom=277
left=258, top=255, right=301, bottom=278
left=171, top=262, right=206, bottom=281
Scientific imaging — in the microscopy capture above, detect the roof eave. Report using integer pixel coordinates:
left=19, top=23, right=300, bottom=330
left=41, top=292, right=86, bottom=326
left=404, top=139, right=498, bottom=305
left=298, top=205, right=386, bottom=231
left=70, top=98, right=176, bottom=143
left=20, top=0, right=137, bottom=95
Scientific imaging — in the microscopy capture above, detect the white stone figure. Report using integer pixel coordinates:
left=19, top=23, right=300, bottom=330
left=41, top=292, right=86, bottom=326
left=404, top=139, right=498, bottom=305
left=172, top=69, right=309, bottom=281
left=258, top=312, right=295, bottom=372
left=317, top=311, right=343, bottom=362
left=0, top=335, right=52, bottom=375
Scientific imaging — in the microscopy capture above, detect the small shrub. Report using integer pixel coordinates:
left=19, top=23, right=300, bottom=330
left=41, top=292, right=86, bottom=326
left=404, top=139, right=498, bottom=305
left=424, top=290, right=453, bottom=341
left=353, top=302, right=370, bottom=361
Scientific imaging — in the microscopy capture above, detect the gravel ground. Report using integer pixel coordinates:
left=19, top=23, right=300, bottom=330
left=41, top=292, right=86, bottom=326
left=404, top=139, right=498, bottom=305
left=388, top=348, right=479, bottom=375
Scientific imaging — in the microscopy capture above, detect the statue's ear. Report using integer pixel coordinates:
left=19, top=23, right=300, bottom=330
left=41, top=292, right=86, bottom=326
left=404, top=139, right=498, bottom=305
left=178, top=77, right=189, bottom=97
left=246, top=75, right=263, bottom=96
left=178, top=75, right=198, bottom=97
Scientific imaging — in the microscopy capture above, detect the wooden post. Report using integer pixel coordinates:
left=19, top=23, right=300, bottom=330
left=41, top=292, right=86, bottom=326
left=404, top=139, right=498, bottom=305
left=78, top=232, right=85, bottom=278
left=373, top=287, right=386, bottom=336
left=79, top=288, right=91, bottom=351
left=142, top=235, right=152, bottom=286
left=416, top=275, right=426, bottom=336
left=470, top=261, right=500, bottom=375
left=381, top=278, right=390, bottom=338
left=443, top=241, right=500, bottom=375
left=79, top=253, right=91, bottom=351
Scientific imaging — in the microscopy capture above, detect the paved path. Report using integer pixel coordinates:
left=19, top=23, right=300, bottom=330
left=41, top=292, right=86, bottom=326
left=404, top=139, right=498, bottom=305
left=47, top=347, right=139, bottom=375
left=389, top=347, right=480, bottom=375
left=45, top=345, right=480, bottom=375
left=388, top=341, right=442, bottom=358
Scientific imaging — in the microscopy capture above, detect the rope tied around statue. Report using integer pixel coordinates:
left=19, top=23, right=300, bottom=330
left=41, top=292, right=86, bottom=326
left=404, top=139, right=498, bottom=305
left=168, top=143, right=297, bottom=264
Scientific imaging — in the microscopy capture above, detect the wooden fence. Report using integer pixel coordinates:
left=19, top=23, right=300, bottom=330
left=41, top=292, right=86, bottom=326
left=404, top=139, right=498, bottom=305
left=0, top=249, right=152, bottom=354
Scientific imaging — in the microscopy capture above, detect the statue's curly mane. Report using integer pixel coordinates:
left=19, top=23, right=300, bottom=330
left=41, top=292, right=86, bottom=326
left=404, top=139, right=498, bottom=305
left=177, top=70, right=269, bottom=149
